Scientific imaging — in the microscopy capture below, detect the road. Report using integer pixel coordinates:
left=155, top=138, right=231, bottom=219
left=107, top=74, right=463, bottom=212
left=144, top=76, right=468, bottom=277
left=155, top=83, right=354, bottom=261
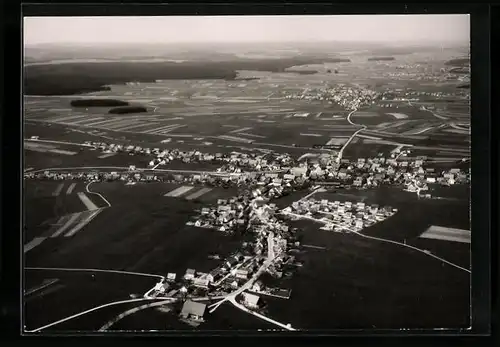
left=207, top=249, right=295, bottom=331
left=450, top=122, right=470, bottom=131
left=336, top=108, right=365, bottom=162
left=25, top=297, right=159, bottom=333
left=209, top=248, right=277, bottom=313
left=25, top=267, right=165, bottom=280
left=298, top=186, right=325, bottom=202
left=86, top=181, right=112, bottom=207
left=408, top=126, right=436, bottom=135
left=395, top=151, right=406, bottom=160
left=419, top=105, right=449, bottom=120
left=25, top=138, right=94, bottom=148
left=213, top=256, right=255, bottom=287
left=227, top=296, right=295, bottom=331
left=99, top=298, right=175, bottom=331
left=267, top=232, right=275, bottom=260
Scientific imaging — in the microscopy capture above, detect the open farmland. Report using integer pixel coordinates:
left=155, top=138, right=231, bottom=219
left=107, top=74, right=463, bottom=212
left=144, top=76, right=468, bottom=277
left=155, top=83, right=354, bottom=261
left=25, top=181, right=243, bottom=274
left=24, top=31, right=471, bottom=333
left=24, top=269, right=159, bottom=331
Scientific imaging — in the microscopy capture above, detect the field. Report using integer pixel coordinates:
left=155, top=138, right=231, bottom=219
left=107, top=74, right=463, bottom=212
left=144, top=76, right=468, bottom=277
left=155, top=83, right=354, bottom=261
left=24, top=269, right=158, bottom=331
left=25, top=181, right=242, bottom=271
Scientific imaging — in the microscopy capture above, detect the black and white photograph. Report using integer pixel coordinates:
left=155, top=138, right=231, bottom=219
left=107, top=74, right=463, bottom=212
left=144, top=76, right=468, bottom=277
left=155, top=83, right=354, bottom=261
left=23, top=14, right=471, bottom=332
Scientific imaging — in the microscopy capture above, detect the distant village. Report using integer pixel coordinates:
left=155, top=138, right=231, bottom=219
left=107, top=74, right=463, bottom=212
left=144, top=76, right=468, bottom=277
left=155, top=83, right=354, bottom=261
left=24, top=138, right=470, bottom=196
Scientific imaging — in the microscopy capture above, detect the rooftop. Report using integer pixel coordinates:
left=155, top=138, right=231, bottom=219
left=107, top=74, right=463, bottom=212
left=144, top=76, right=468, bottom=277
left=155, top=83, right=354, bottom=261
left=180, top=300, right=206, bottom=318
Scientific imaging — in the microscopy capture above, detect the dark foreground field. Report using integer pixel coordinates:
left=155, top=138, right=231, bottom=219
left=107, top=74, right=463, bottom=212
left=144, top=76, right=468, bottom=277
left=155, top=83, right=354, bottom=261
left=25, top=182, right=242, bottom=274
left=262, top=187, right=470, bottom=330
left=24, top=181, right=470, bottom=331
left=264, top=230, right=470, bottom=329
left=24, top=269, right=158, bottom=331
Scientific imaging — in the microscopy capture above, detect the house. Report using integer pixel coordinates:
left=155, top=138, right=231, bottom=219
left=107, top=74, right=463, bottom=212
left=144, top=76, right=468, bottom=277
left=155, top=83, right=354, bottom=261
left=235, top=269, right=249, bottom=280
left=225, top=258, right=238, bottom=268
left=252, top=281, right=263, bottom=292
left=218, top=205, right=231, bottom=213
left=291, top=166, right=307, bottom=176
left=193, top=277, right=210, bottom=288
left=180, top=300, right=206, bottom=321
left=242, top=292, right=261, bottom=309
left=153, top=280, right=168, bottom=293
left=272, top=178, right=283, bottom=186
left=207, top=269, right=222, bottom=283
left=184, top=268, right=196, bottom=280
left=265, top=173, right=279, bottom=179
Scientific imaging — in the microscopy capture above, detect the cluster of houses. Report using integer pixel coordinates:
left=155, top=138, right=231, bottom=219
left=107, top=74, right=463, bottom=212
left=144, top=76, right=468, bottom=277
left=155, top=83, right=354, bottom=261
left=378, top=87, right=469, bottom=105
left=188, top=197, right=249, bottom=233
left=303, top=154, right=471, bottom=191
left=216, top=152, right=294, bottom=174
left=283, top=199, right=397, bottom=233
left=377, top=62, right=470, bottom=85
left=24, top=148, right=470, bottom=200
left=24, top=151, right=470, bottom=204
left=284, top=84, right=380, bottom=111
left=188, top=181, right=296, bottom=235
left=81, top=140, right=295, bottom=174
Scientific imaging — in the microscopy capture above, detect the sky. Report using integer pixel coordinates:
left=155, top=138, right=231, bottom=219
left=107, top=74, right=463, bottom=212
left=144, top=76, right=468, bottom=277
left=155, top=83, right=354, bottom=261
left=24, top=15, right=470, bottom=45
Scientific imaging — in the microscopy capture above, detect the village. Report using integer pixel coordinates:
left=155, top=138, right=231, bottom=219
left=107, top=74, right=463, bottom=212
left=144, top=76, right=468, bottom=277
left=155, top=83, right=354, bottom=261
left=23, top=136, right=470, bottom=326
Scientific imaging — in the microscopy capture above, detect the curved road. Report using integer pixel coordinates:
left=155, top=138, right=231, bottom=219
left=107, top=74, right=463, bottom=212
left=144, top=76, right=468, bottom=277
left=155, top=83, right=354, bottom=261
left=99, top=298, right=175, bottom=331
left=419, top=105, right=449, bottom=120
left=86, top=181, right=112, bottom=207
left=25, top=297, right=159, bottom=333
left=336, top=108, right=365, bottom=162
